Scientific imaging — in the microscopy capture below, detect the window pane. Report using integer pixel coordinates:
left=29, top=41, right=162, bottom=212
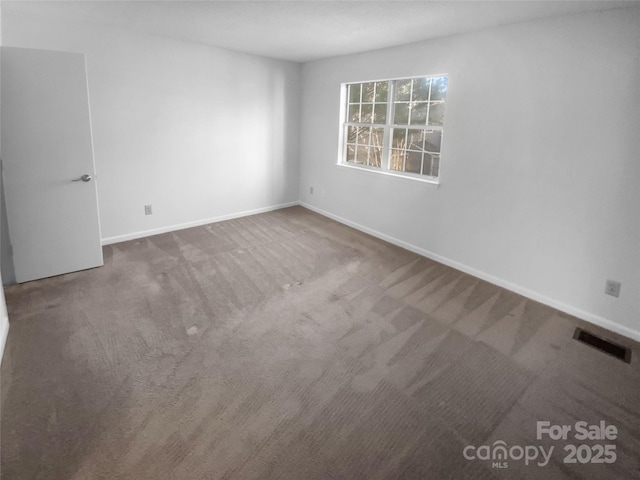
left=361, top=104, right=373, bottom=123
left=390, top=149, right=405, bottom=171
left=431, top=154, right=440, bottom=176
left=349, top=84, right=361, bottom=103
left=362, top=82, right=375, bottom=102
left=412, top=78, right=431, bottom=102
left=424, top=130, right=442, bottom=152
left=394, top=103, right=409, bottom=124
left=369, top=146, right=382, bottom=167
left=407, top=129, right=425, bottom=151
left=395, top=79, right=412, bottom=101
left=346, top=144, right=356, bottom=163
left=392, top=128, right=406, bottom=149
left=348, top=104, right=360, bottom=122
left=405, top=151, right=422, bottom=173
left=356, top=126, right=371, bottom=145
left=371, top=128, right=385, bottom=147
left=355, top=145, right=369, bottom=164
left=430, top=77, right=447, bottom=101
left=347, top=126, right=358, bottom=143
left=410, top=103, right=428, bottom=125
left=423, top=153, right=440, bottom=176
left=375, top=82, right=388, bottom=102
left=373, top=104, right=387, bottom=123
left=428, top=102, right=445, bottom=126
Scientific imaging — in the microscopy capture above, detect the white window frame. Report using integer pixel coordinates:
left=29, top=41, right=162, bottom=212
left=337, top=74, right=447, bottom=185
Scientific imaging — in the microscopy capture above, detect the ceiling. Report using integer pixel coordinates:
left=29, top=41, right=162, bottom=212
left=3, top=0, right=637, bottom=62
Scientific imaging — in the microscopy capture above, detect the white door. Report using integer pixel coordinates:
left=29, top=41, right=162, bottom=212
left=1, top=46, right=103, bottom=283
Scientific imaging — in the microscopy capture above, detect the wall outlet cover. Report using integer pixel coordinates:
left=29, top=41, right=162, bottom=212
left=604, top=279, right=621, bottom=298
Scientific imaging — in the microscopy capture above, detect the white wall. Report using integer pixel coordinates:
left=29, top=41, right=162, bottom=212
left=0, top=4, right=10, bottom=362
left=2, top=9, right=300, bottom=244
left=299, top=7, right=640, bottom=340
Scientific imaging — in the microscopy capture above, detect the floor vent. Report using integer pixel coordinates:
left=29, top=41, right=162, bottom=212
left=573, top=328, right=632, bottom=364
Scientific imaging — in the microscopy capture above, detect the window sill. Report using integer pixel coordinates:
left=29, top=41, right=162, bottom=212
left=336, top=162, right=440, bottom=186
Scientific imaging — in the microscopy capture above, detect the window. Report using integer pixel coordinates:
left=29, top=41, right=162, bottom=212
left=340, top=75, right=447, bottom=181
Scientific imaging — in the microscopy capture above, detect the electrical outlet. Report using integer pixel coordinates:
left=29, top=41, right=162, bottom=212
left=144, top=204, right=153, bottom=215
left=310, top=186, right=314, bottom=194
left=604, top=279, right=621, bottom=298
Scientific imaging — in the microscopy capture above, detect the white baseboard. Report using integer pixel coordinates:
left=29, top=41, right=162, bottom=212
left=101, top=201, right=300, bottom=246
left=0, top=317, right=9, bottom=365
left=300, top=202, right=640, bottom=343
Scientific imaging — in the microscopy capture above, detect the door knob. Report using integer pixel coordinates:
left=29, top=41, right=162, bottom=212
left=72, top=174, right=92, bottom=182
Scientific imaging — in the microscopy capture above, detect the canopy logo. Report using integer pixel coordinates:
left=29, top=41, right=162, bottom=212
left=463, top=441, right=552, bottom=469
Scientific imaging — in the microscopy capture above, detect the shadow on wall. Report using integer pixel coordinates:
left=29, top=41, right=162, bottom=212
left=268, top=66, right=299, bottom=205
left=1, top=161, right=16, bottom=285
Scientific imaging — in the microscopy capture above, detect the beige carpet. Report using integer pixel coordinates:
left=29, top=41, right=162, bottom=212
left=1, top=206, right=639, bottom=479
